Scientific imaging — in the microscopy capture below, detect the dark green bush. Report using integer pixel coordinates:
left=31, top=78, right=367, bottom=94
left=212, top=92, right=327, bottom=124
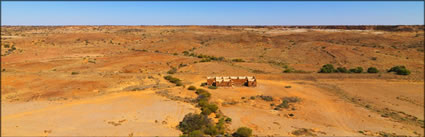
left=349, top=67, right=363, bottom=73
left=232, top=59, right=245, bottom=62
left=204, top=125, right=219, bottom=136
left=188, top=86, right=197, bottom=90
left=164, top=75, right=182, bottom=86
left=354, top=67, right=363, bottom=73
left=178, top=113, right=212, bottom=134
left=336, top=67, right=348, bottom=73
left=367, top=67, right=379, bottom=73
left=201, top=103, right=218, bottom=115
left=182, top=51, right=189, bottom=56
left=318, top=64, right=335, bottom=73
left=225, top=117, right=232, bottom=123
left=388, top=66, right=411, bottom=75
left=187, top=130, right=203, bottom=137
left=208, top=86, right=217, bottom=89
left=200, top=58, right=211, bottom=62
left=232, top=127, right=253, bottom=137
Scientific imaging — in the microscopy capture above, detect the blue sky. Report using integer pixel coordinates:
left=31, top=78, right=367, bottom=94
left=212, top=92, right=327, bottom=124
left=1, top=2, right=424, bottom=25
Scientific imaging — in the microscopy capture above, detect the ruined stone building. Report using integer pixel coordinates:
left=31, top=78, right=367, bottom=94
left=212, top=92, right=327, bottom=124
left=207, top=76, right=257, bottom=87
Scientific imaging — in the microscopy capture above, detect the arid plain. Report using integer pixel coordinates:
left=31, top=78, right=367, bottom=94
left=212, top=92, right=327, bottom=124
left=1, top=26, right=424, bottom=136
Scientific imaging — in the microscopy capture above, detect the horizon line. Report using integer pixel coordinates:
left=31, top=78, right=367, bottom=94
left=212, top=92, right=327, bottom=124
left=2, top=24, right=424, bottom=27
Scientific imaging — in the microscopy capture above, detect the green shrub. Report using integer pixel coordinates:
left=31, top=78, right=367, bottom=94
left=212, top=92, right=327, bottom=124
left=178, top=113, right=212, bottom=134
left=188, top=86, right=197, bottom=90
left=204, top=125, right=219, bottom=136
left=318, top=64, right=335, bottom=73
left=71, top=72, right=79, bottom=75
left=232, top=59, right=245, bottom=62
left=200, top=82, right=207, bottom=86
left=225, top=117, right=232, bottom=123
left=396, top=68, right=411, bottom=75
left=349, top=67, right=363, bottom=73
left=208, top=86, right=217, bottom=89
left=196, top=89, right=211, bottom=101
left=232, top=127, right=253, bottom=137
left=367, top=67, right=379, bottom=73
left=187, top=130, right=203, bottom=137
left=164, top=75, right=182, bottom=86
left=388, top=66, right=411, bottom=75
left=354, top=67, right=363, bottom=73
left=336, top=67, right=348, bottom=73
left=176, top=81, right=183, bottom=86
left=183, top=51, right=189, bottom=56
left=200, top=58, right=211, bottom=62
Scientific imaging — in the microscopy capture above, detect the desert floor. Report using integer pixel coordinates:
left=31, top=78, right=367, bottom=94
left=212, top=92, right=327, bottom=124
left=1, top=26, right=424, bottom=136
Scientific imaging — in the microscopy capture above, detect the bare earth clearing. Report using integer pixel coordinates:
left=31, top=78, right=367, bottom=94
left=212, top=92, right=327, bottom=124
left=1, top=26, right=424, bottom=136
